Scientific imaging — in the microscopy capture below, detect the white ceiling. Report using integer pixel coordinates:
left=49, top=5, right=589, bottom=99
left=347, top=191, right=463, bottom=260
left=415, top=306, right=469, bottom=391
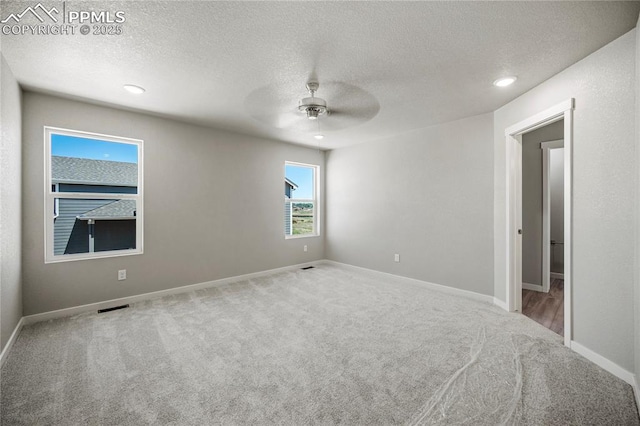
left=2, top=1, right=639, bottom=149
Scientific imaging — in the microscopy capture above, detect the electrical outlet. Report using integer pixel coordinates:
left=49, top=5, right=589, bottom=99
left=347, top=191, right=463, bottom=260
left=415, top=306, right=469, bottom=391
left=394, top=254, right=400, bottom=262
left=304, top=245, right=308, bottom=252
left=118, top=269, right=127, bottom=281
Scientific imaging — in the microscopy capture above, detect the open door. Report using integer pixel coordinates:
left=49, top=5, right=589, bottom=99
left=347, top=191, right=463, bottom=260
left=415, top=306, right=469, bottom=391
left=504, top=99, right=574, bottom=347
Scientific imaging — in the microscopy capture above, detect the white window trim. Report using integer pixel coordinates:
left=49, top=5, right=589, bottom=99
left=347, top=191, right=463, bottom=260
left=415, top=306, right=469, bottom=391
left=44, top=126, right=144, bottom=263
left=285, top=161, right=320, bottom=239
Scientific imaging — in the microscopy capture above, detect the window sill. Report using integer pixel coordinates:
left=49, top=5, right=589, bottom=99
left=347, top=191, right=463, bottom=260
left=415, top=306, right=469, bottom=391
left=285, top=234, right=320, bottom=240
left=45, top=248, right=143, bottom=264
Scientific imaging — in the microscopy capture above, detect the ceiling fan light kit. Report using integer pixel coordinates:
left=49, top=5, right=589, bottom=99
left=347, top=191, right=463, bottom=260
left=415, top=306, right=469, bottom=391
left=298, top=82, right=329, bottom=120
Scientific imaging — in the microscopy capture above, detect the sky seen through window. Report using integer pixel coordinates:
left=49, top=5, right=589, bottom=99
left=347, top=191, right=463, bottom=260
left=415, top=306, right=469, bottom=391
left=51, top=134, right=138, bottom=164
left=285, top=164, right=314, bottom=199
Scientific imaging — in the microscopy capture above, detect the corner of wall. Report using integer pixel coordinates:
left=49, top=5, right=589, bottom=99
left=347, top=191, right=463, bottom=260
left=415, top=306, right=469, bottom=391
left=321, top=149, right=328, bottom=261
left=0, top=53, right=24, bottom=354
left=634, top=13, right=640, bottom=385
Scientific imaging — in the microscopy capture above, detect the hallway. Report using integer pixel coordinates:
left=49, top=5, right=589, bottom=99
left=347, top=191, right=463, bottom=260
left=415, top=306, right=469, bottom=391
left=522, top=279, right=564, bottom=336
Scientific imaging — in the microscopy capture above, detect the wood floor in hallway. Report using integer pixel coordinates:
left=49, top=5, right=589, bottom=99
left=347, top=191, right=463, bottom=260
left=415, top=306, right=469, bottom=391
left=522, top=279, right=564, bottom=336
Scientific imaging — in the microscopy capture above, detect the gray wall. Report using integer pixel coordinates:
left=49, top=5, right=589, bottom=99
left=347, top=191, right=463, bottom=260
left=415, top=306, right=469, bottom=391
left=326, top=113, right=494, bottom=295
left=22, top=92, right=325, bottom=315
left=0, top=54, right=23, bottom=351
left=635, top=14, right=640, bottom=393
left=494, top=29, right=636, bottom=371
left=521, top=120, right=563, bottom=286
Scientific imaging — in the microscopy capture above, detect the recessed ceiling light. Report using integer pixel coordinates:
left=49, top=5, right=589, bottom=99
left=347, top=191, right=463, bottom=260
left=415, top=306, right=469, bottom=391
left=314, top=134, right=324, bottom=140
left=493, top=76, right=517, bottom=87
left=123, top=84, right=145, bottom=94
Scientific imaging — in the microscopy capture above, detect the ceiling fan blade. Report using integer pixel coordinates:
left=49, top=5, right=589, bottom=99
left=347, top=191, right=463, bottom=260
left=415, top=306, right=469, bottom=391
left=249, top=111, right=300, bottom=129
left=244, top=82, right=300, bottom=128
left=317, top=82, right=380, bottom=131
left=318, top=109, right=369, bottom=131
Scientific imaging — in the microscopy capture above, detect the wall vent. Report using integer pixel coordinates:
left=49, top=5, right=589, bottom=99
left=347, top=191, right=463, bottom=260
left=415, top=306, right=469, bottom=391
left=98, top=304, right=129, bottom=314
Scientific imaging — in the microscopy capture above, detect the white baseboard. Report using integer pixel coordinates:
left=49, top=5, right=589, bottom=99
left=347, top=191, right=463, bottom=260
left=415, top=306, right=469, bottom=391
left=571, top=341, right=636, bottom=387
left=493, top=297, right=509, bottom=311
left=550, top=272, right=564, bottom=280
left=22, top=260, right=325, bottom=326
left=522, top=282, right=544, bottom=292
left=0, top=317, right=24, bottom=367
left=324, top=260, right=494, bottom=305
left=635, top=376, right=640, bottom=415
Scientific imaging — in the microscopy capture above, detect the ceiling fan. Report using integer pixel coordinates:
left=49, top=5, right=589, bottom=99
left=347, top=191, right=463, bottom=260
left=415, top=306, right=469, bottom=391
left=245, top=79, right=380, bottom=133
left=298, top=82, right=329, bottom=120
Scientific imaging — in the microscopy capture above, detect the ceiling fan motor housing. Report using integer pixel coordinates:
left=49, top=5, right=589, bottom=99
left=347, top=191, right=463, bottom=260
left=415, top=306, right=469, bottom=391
left=299, top=97, right=328, bottom=119
left=298, top=82, right=328, bottom=119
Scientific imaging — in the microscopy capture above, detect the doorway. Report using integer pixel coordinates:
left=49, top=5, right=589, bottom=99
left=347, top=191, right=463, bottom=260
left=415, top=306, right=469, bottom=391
left=520, top=121, right=564, bottom=336
left=504, top=99, right=574, bottom=347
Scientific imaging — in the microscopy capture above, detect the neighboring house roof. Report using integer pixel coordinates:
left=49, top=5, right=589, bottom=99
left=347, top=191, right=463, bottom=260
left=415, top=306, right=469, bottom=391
left=52, top=156, right=137, bottom=187
left=78, top=200, right=137, bottom=220
left=285, top=178, right=298, bottom=190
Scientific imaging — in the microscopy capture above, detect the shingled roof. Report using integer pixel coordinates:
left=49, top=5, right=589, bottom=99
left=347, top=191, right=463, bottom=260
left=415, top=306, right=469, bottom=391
left=285, top=178, right=298, bottom=190
left=52, top=156, right=137, bottom=187
left=78, top=200, right=137, bottom=220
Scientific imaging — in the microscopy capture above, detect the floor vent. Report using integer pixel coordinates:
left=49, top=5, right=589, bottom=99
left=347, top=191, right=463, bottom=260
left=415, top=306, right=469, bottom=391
left=98, top=304, right=130, bottom=314
left=301, top=266, right=315, bottom=270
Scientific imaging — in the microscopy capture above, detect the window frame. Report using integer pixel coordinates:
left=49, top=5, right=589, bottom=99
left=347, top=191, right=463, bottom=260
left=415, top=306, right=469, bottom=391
left=44, top=126, right=144, bottom=263
left=284, top=161, right=320, bottom=239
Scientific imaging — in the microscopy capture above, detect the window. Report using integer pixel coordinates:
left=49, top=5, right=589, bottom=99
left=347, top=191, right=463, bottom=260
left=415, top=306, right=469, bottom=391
left=44, top=127, right=143, bottom=263
left=285, top=162, right=319, bottom=238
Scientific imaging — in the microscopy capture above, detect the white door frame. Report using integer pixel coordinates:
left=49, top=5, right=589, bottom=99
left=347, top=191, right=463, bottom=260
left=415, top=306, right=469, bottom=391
left=504, top=98, right=574, bottom=347
left=541, top=139, right=564, bottom=294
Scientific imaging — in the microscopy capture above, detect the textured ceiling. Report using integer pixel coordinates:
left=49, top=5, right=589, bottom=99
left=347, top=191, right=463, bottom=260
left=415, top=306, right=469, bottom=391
left=2, top=1, right=639, bottom=149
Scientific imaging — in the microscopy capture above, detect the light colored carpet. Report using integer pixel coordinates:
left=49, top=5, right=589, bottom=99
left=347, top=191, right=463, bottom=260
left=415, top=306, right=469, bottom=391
left=2, top=264, right=638, bottom=425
